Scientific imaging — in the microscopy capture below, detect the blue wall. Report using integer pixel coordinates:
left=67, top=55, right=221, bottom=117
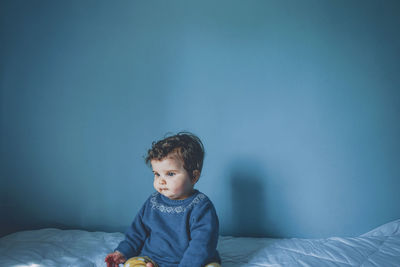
left=1, top=0, right=399, bottom=238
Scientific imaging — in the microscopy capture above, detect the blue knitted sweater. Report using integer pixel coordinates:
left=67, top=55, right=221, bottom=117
left=115, top=190, right=220, bottom=267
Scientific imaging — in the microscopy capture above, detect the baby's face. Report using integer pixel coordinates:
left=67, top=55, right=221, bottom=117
left=151, top=154, right=196, bottom=200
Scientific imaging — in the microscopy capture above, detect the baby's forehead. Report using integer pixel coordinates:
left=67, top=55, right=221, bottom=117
left=151, top=153, right=184, bottom=167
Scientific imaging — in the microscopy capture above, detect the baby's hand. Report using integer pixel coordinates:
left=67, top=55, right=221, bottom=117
left=105, top=251, right=126, bottom=267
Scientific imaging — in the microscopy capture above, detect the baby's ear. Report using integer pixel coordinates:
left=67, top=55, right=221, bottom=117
left=192, top=170, right=200, bottom=185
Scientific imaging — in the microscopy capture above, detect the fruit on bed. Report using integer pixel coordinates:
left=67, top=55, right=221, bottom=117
left=124, top=257, right=156, bottom=267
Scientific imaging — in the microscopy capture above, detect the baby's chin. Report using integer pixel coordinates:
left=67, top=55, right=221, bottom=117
left=158, top=189, right=187, bottom=200
left=157, top=188, right=168, bottom=194
left=157, top=189, right=173, bottom=198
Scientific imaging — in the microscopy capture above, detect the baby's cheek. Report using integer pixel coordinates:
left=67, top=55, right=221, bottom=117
left=172, top=184, right=184, bottom=193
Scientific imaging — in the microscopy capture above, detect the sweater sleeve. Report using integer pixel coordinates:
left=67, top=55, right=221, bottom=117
left=179, top=201, right=220, bottom=267
left=115, top=202, right=149, bottom=259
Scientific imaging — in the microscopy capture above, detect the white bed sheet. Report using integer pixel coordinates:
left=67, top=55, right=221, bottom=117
left=0, top=219, right=399, bottom=266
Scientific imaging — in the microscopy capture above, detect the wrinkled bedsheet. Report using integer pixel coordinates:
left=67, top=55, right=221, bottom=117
left=0, top=219, right=399, bottom=266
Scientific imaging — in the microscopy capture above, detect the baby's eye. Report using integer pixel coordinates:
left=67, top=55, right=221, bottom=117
left=153, top=173, right=160, bottom=177
left=167, top=172, right=175, bottom=177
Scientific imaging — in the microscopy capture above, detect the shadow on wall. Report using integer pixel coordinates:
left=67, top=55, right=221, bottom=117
left=228, top=158, right=269, bottom=237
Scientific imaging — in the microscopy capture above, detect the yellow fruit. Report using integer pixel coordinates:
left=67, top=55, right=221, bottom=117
left=124, top=257, right=147, bottom=267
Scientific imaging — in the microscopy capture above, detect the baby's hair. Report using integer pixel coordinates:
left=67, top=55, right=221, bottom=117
left=145, top=132, right=205, bottom=178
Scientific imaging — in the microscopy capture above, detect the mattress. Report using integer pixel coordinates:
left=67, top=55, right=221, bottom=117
left=0, top=219, right=399, bottom=266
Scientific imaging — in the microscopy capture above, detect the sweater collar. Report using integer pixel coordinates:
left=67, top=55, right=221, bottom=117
left=159, top=189, right=200, bottom=206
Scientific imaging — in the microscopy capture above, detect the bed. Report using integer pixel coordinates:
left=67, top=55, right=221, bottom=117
left=0, top=219, right=399, bottom=266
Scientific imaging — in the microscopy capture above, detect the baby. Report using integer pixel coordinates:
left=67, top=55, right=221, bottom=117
left=105, top=132, right=221, bottom=267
